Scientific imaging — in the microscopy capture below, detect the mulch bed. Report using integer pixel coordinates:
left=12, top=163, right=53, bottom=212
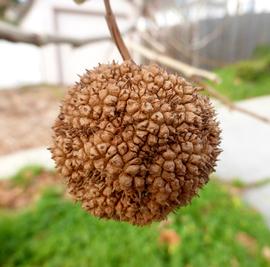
left=0, top=85, right=66, bottom=156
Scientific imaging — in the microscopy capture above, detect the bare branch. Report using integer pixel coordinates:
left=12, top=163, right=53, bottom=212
left=126, top=40, right=220, bottom=82
left=0, top=20, right=134, bottom=47
left=139, top=31, right=166, bottom=53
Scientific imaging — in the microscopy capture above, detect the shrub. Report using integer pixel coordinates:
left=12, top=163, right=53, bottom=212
left=236, top=60, right=266, bottom=81
left=253, top=45, right=270, bottom=59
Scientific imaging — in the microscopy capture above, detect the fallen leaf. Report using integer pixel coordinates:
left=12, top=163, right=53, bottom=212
left=231, top=258, right=239, bottom=267
left=159, top=229, right=181, bottom=253
left=262, top=246, right=270, bottom=262
left=236, top=232, right=257, bottom=253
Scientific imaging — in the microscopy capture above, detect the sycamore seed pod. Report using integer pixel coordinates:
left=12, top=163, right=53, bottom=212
left=51, top=60, right=221, bottom=226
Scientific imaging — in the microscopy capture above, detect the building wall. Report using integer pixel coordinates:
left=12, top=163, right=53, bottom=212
left=0, top=0, right=135, bottom=88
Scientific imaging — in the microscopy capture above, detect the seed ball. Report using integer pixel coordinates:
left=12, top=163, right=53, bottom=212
left=51, top=60, right=221, bottom=226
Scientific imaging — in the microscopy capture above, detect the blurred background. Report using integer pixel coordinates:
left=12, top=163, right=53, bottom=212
left=0, top=0, right=270, bottom=266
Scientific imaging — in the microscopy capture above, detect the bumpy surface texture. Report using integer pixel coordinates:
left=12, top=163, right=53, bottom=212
left=51, top=61, right=221, bottom=225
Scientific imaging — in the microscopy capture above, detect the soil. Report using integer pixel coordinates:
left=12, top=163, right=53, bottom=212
left=0, top=170, right=63, bottom=209
left=0, top=85, right=66, bottom=156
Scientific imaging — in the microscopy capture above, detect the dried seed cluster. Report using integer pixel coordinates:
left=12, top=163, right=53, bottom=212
left=51, top=60, right=221, bottom=226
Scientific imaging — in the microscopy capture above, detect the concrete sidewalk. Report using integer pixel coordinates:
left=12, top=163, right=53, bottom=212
left=215, top=96, right=270, bottom=226
left=0, top=147, right=54, bottom=179
left=215, top=96, right=270, bottom=182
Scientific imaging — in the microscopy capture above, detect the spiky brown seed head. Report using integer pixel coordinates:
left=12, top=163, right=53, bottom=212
left=51, top=60, right=221, bottom=226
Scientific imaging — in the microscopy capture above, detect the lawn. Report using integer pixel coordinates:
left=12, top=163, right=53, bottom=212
left=210, top=46, right=270, bottom=101
left=0, top=168, right=270, bottom=267
left=213, top=66, right=270, bottom=101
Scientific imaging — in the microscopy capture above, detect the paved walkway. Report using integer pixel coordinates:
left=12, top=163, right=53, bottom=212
left=215, top=96, right=270, bottom=182
left=215, top=96, right=270, bottom=226
left=0, top=96, right=270, bottom=224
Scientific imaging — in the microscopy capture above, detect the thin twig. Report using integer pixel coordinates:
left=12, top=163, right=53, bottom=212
left=199, top=82, right=270, bottom=124
left=126, top=40, right=220, bottom=82
left=219, top=177, right=270, bottom=192
left=103, top=0, right=132, bottom=61
left=139, top=31, right=166, bottom=53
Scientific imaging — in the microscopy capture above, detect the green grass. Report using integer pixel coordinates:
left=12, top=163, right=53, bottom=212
left=210, top=46, right=270, bottom=101
left=212, top=66, right=270, bottom=101
left=11, top=165, right=43, bottom=187
left=0, top=180, right=270, bottom=267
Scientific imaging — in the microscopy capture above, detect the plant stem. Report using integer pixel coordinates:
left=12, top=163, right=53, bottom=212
left=103, top=0, right=132, bottom=61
